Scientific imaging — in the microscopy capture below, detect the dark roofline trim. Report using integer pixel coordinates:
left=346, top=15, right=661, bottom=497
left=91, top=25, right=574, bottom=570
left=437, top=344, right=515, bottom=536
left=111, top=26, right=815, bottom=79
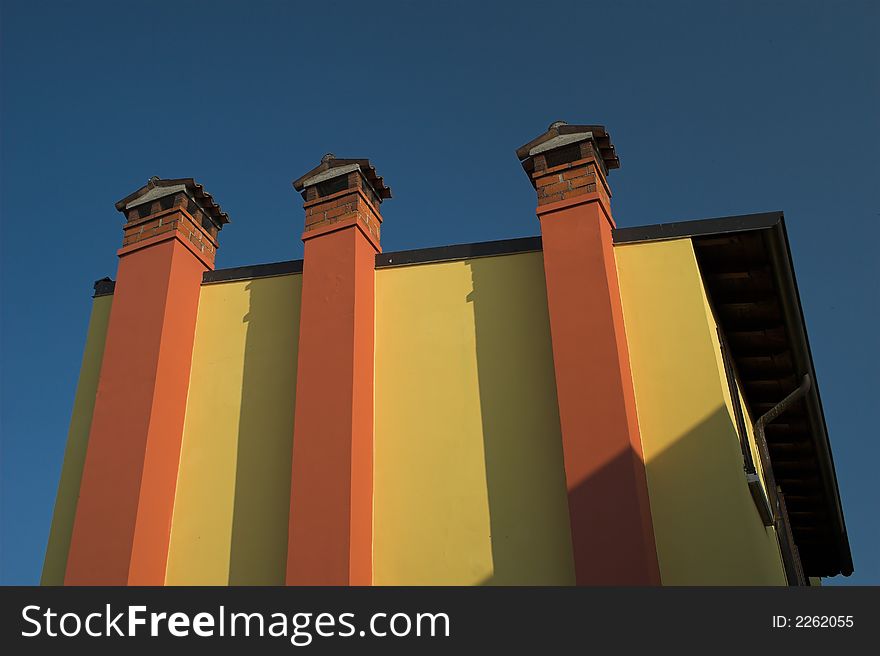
left=760, top=219, right=853, bottom=575
left=94, top=235, right=546, bottom=291
left=197, top=237, right=544, bottom=285
left=613, top=211, right=784, bottom=244
left=197, top=237, right=547, bottom=286
left=97, top=212, right=787, bottom=287
left=202, top=259, right=304, bottom=285
left=376, top=236, right=543, bottom=269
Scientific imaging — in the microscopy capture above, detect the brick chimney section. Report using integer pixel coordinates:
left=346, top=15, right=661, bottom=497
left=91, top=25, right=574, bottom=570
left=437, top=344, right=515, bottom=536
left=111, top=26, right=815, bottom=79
left=299, top=153, right=387, bottom=248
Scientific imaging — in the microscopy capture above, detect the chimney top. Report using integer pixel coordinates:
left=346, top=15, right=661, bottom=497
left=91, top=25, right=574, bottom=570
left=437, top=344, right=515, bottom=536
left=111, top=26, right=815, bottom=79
left=293, top=156, right=391, bottom=202
left=115, top=177, right=230, bottom=227
left=516, top=122, right=620, bottom=175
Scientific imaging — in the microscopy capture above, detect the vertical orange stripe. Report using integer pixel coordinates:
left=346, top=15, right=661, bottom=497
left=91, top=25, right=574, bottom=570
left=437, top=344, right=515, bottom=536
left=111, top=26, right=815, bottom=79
left=128, top=241, right=206, bottom=584
left=65, top=237, right=206, bottom=585
left=286, top=224, right=376, bottom=585
left=538, top=194, right=661, bottom=585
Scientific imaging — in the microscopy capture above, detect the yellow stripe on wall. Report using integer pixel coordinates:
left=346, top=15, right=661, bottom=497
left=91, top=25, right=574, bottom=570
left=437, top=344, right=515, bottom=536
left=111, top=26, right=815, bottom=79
left=42, top=294, right=113, bottom=585
left=373, top=252, right=575, bottom=585
left=615, top=238, right=786, bottom=585
left=165, top=275, right=301, bottom=585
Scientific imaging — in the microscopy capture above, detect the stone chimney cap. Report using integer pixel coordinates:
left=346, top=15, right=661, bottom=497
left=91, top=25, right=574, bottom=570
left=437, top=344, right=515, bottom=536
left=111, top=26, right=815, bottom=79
left=293, top=155, right=391, bottom=200
left=115, top=177, right=230, bottom=226
left=516, top=122, right=619, bottom=171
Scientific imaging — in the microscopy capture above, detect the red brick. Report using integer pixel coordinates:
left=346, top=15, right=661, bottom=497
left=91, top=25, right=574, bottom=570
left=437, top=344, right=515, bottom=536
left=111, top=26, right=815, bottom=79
left=563, top=168, right=589, bottom=180
left=536, top=174, right=561, bottom=187
left=539, top=192, right=564, bottom=205
left=324, top=206, right=350, bottom=220
left=544, top=181, right=570, bottom=195
left=570, top=175, right=596, bottom=188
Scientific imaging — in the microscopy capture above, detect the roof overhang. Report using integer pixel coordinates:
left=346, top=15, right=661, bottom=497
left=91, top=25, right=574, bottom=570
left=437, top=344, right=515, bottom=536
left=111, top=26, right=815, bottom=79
left=615, top=212, right=853, bottom=577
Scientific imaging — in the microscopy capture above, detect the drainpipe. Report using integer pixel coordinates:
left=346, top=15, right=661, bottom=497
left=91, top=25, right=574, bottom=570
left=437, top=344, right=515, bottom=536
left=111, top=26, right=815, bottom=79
left=749, top=374, right=811, bottom=585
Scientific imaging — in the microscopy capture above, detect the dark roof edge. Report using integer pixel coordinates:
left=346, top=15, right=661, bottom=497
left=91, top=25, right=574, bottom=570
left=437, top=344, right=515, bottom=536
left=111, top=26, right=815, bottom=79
left=613, top=211, right=784, bottom=244
left=763, top=219, right=853, bottom=575
left=89, top=213, right=782, bottom=292
left=201, top=237, right=543, bottom=284
left=376, top=236, right=542, bottom=269
left=203, top=259, right=304, bottom=284
left=93, top=210, right=790, bottom=293
left=94, top=237, right=545, bottom=292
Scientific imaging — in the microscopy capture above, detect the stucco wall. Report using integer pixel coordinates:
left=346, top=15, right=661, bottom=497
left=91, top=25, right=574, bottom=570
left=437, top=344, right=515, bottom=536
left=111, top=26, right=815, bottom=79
left=373, top=252, right=575, bottom=585
left=165, top=275, right=301, bottom=585
left=615, top=238, right=786, bottom=585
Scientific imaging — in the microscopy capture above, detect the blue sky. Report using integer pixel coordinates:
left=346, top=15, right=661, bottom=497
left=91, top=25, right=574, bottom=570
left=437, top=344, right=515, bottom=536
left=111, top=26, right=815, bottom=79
left=1, top=1, right=877, bottom=585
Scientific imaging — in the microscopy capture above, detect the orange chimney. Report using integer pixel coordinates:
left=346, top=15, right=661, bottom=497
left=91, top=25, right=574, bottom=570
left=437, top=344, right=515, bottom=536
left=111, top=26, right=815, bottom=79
left=65, top=178, right=227, bottom=585
left=517, top=123, right=660, bottom=585
left=286, top=155, right=390, bottom=585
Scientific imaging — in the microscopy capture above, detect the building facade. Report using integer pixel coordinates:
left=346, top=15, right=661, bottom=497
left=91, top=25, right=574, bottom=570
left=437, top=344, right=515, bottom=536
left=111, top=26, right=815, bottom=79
left=43, top=122, right=852, bottom=586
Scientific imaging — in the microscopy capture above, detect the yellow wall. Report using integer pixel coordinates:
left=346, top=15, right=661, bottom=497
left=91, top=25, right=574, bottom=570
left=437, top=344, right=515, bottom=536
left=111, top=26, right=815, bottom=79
left=615, top=238, right=787, bottom=585
left=42, top=295, right=113, bottom=585
left=51, top=241, right=791, bottom=587
left=165, top=275, right=301, bottom=585
left=373, top=252, right=575, bottom=585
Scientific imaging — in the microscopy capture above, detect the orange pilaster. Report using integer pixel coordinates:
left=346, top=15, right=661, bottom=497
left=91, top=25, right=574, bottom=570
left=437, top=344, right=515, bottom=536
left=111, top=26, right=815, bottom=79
left=65, top=181, right=225, bottom=585
left=520, top=124, right=660, bottom=585
left=286, top=158, right=387, bottom=585
left=539, top=195, right=660, bottom=585
left=286, top=222, right=377, bottom=585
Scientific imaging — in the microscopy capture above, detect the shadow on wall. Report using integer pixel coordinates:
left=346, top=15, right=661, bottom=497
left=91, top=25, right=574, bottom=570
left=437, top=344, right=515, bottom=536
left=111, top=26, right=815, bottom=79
left=641, top=405, right=788, bottom=585
left=469, top=392, right=784, bottom=586
left=215, top=259, right=782, bottom=585
left=227, top=278, right=300, bottom=585
left=467, top=254, right=785, bottom=586
left=466, top=255, right=576, bottom=585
